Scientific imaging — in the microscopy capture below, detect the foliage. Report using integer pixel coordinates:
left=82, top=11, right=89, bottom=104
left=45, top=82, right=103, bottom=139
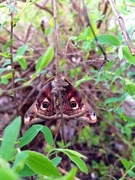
left=0, top=0, right=135, bottom=179
left=0, top=117, right=86, bottom=179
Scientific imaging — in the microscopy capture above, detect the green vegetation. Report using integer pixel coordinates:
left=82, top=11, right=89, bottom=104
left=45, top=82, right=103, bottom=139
left=0, top=0, right=135, bottom=179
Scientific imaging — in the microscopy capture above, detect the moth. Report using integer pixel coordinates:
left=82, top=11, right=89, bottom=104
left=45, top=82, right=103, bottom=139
left=24, top=76, right=97, bottom=124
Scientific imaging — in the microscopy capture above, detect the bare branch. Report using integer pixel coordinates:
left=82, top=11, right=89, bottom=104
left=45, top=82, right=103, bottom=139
left=52, top=0, right=66, bottom=143
left=108, top=0, right=135, bottom=55
left=10, top=0, right=18, bottom=115
left=81, top=0, right=108, bottom=63
left=35, top=3, right=53, bottom=16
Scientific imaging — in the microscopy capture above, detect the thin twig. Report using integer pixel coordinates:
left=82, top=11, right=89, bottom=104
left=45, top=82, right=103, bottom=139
left=97, top=0, right=109, bottom=29
left=52, top=0, right=66, bottom=143
left=108, top=0, right=135, bottom=55
left=10, top=0, right=18, bottom=115
left=35, top=3, right=53, bottom=16
left=81, top=0, right=108, bottom=65
left=3, top=26, right=41, bottom=56
left=52, top=0, right=59, bottom=77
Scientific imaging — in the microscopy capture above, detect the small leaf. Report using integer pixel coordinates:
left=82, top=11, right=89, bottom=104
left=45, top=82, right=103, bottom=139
left=41, top=126, right=53, bottom=146
left=12, top=151, right=29, bottom=172
left=69, top=154, right=88, bottom=174
left=0, top=117, right=21, bottom=161
left=54, top=167, right=77, bottom=180
left=51, top=156, right=62, bottom=167
left=14, top=78, right=26, bottom=83
left=118, top=46, right=123, bottom=60
left=122, top=46, right=135, bottom=64
left=36, top=46, right=54, bottom=73
left=17, top=45, right=28, bottom=56
left=105, top=60, right=114, bottom=71
left=105, top=97, right=121, bottom=104
left=2, top=39, right=14, bottom=53
left=0, top=21, right=8, bottom=30
left=1, top=76, right=9, bottom=85
left=13, top=17, right=20, bottom=25
left=20, top=125, right=53, bottom=148
left=17, top=56, right=27, bottom=70
left=7, top=5, right=18, bottom=13
left=120, top=158, right=131, bottom=171
left=2, top=60, right=11, bottom=67
left=75, top=74, right=93, bottom=87
left=19, top=164, right=36, bottom=177
left=0, top=68, right=8, bottom=75
left=25, top=150, right=61, bottom=177
left=97, top=34, right=120, bottom=46
left=55, top=149, right=88, bottom=174
left=128, top=169, right=135, bottom=178
left=0, top=89, right=2, bottom=95
left=105, top=93, right=128, bottom=104
left=56, top=149, right=87, bottom=159
left=19, top=125, right=42, bottom=148
left=124, top=83, right=135, bottom=96
left=132, top=147, right=135, bottom=161
left=0, top=167, right=18, bottom=180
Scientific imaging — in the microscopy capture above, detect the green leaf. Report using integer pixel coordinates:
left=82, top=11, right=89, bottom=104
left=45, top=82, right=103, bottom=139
left=105, top=93, right=128, bottom=104
left=75, top=74, right=93, bottom=87
left=105, top=60, right=114, bottom=71
left=68, top=154, right=88, bottom=174
left=128, top=169, right=135, bottom=177
left=12, top=151, right=29, bottom=173
left=16, top=56, right=27, bottom=70
left=19, top=164, right=36, bottom=177
left=118, top=46, right=123, bottom=60
left=0, top=88, right=2, bottom=95
left=126, top=121, right=135, bottom=128
left=54, top=167, right=77, bottom=180
left=55, top=149, right=88, bottom=174
left=36, top=46, right=54, bottom=73
left=41, top=126, right=53, bottom=146
left=14, top=78, right=26, bottom=83
left=19, top=125, right=43, bottom=148
left=97, top=34, right=120, bottom=46
left=124, top=83, right=135, bottom=96
left=1, top=76, right=9, bottom=85
left=14, top=45, right=28, bottom=70
left=0, top=21, right=8, bottom=30
left=0, top=117, right=21, bottom=161
left=2, top=39, right=14, bottom=53
left=56, top=149, right=87, bottom=159
left=82, top=22, right=98, bottom=41
left=2, top=59, right=11, bottom=67
left=7, top=5, right=18, bottom=13
left=17, top=45, right=28, bottom=56
left=132, top=148, right=135, bottom=161
left=124, top=127, right=132, bottom=139
left=122, top=46, right=135, bottom=64
left=0, top=68, right=8, bottom=75
left=0, top=167, right=18, bottom=180
left=120, top=158, right=131, bottom=171
left=19, top=125, right=53, bottom=148
left=51, top=156, right=62, bottom=167
left=25, top=150, right=61, bottom=177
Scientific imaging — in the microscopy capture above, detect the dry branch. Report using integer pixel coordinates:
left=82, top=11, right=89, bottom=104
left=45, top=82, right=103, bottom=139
left=108, top=0, right=135, bottom=55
